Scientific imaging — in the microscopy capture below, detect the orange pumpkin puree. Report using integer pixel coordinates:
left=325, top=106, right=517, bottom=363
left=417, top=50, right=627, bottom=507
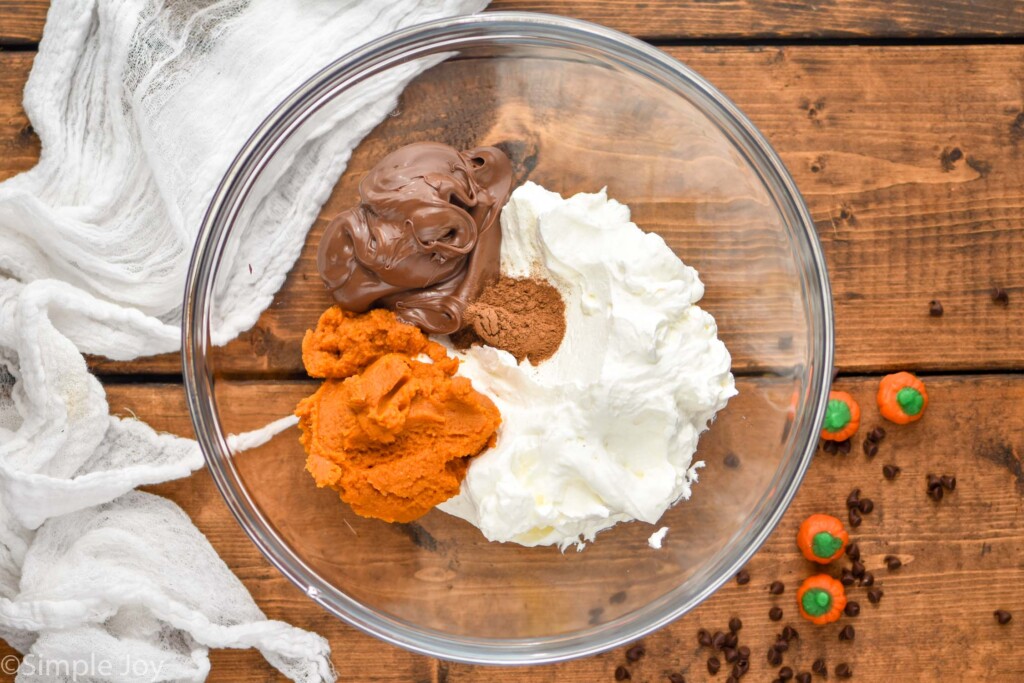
left=295, top=307, right=501, bottom=523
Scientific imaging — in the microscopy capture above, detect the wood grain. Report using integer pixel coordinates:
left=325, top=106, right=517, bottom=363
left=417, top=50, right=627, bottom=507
left=3, top=375, right=1022, bottom=681
left=4, top=1, right=1024, bottom=45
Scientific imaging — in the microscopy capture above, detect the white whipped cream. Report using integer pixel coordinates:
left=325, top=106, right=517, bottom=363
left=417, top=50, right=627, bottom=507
left=437, top=182, right=736, bottom=550
left=648, top=526, right=670, bottom=550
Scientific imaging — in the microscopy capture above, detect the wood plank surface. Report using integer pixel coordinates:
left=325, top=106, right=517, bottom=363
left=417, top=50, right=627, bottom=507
left=2, top=375, right=1019, bottom=681
left=4, top=1, right=1024, bottom=45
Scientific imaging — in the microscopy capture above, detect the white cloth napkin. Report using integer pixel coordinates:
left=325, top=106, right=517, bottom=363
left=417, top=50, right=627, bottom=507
left=0, top=0, right=486, bottom=680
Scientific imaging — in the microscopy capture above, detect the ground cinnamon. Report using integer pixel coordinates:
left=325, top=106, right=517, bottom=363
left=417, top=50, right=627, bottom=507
left=451, top=276, right=566, bottom=365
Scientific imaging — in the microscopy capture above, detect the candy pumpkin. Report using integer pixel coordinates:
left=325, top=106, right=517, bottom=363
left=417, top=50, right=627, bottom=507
left=821, top=391, right=860, bottom=441
left=797, top=574, right=847, bottom=625
left=877, top=372, right=928, bottom=424
left=797, top=514, right=849, bottom=564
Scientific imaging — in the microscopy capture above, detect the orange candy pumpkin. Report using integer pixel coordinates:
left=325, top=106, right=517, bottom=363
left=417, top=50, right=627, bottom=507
left=820, top=390, right=860, bottom=441
left=797, top=514, right=849, bottom=564
left=797, top=574, right=847, bottom=625
left=877, top=372, right=928, bottom=424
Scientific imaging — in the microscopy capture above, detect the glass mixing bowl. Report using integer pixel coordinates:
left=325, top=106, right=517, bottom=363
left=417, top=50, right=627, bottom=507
left=183, top=12, right=832, bottom=665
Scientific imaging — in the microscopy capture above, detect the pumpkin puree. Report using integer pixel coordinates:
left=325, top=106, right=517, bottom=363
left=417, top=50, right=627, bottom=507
left=295, top=307, right=501, bottom=522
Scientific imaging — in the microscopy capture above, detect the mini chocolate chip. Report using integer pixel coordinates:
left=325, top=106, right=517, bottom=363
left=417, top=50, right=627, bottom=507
left=724, top=632, right=739, bottom=649
left=723, top=647, right=739, bottom=664
left=848, top=506, right=862, bottom=527
left=773, top=639, right=790, bottom=653
left=615, top=665, right=631, bottom=681
left=823, top=439, right=838, bottom=455
left=858, top=498, right=874, bottom=514
left=611, top=590, right=627, bottom=604
left=839, top=624, right=855, bottom=641
left=769, top=580, right=785, bottom=595
left=712, top=631, right=726, bottom=650
left=862, top=571, right=875, bottom=587
left=948, top=148, right=963, bottom=162
left=769, top=606, right=784, bottom=621
left=729, top=616, right=743, bottom=633
left=779, top=667, right=794, bottom=681
left=812, top=658, right=827, bottom=675
left=846, top=543, right=860, bottom=561
left=735, top=659, right=750, bottom=676
left=845, top=600, right=861, bottom=617
left=863, top=440, right=878, bottom=457
left=851, top=560, right=866, bottom=578
left=836, top=662, right=853, bottom=678
left=724, top=452, right=741, bottom=468
left=626, top=644, right=645, bottom=663
left=929, top=300, right=944, bottom=316
left=708, top=657, right=721, bottom=675
left=767, top=647, right=782, bottom=666
left=738, top=645, right=751, bottom=659
left=885, top=555, right=902, bottom=570
left=837, top=439, right=852, bottom=454
left=782, top=625, right=799, bottom=641
left=870, top=426, right=886, bottom=441
left=736, top=569, right=751, bottom=585
left=992, top=287, right=1010, bottom=305
left=726, top=677, right=738, bottom=683
left=927, top=474, right=943, bottom=490
left=840, top=568, right=856, bottom=586
left=883, top=464, right=901, bottom=480
left=868, top=587, right=884, bottom=603
left=995, top=609, right=1013, bottom=625
left=846, top=488, right=861, bottom=508
left=941, top=475, right=957, bottom=491
left=668, top=674, right=686, bottom=683
left=698, top=629, right=713, bottom=647
left=796, top=674, right=811, bottom=683
left=929, top=485, right=945, bottom=501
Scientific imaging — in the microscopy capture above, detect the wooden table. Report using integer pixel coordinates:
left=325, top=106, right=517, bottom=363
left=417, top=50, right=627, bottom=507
left=3, top=1, right=1024, bottom=680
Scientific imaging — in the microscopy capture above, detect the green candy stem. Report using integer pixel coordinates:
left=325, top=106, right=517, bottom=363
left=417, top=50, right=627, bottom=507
left=896, top=386, right=924, bottom=416
left=812, top=531, right=843, bottom=559
left=802, top=588, right=833, bottom=617
left=823, top=399, right=852, bottom=433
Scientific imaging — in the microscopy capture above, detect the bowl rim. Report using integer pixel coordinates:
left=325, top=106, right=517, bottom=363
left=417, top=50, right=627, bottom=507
left=183, top=10, right=833, bottom=666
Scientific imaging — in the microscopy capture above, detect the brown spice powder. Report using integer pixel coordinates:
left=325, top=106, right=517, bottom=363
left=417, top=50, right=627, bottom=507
left=451, top=276, right=566, bottom=365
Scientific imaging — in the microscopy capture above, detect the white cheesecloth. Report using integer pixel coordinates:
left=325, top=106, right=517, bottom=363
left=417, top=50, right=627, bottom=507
left=0, top=0, right=486, bottom=680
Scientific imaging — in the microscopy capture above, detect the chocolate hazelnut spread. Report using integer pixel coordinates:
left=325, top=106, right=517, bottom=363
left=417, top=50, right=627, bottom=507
left=317, top=142, right=513, bottom=334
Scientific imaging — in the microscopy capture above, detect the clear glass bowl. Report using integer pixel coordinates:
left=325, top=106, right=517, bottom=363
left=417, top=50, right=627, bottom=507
left=183, top=12, right=832, bottom=665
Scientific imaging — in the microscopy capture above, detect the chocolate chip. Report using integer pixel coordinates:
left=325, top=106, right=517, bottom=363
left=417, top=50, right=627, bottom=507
left=724, top=452, right=741, bottom=468
left=724, top=632, right=738, bottom=649
left=929, top=300, right=944, bottom=316
left=992, top=287, right=1010, bottom=305
left=948, top=148, right=963, bottom=162
left=837, top=438, right=852, bottom=454
left=869, top=426, right=886, bottom=441
left=995, top=609, right=1013, bottom=625
left=885, top=555, right=902, bottom=570
left=767, top=647, right=782, bottom=666
left=868, top=587, right=884, bottom=604
left=846, top=542, right=860, bottom=561
left=773, top=639, right=790, bottom=653
left=615, top=665, right=631, bottom=681
left=848, top=506, right=862, bottom=527
left=782, top=625, right=799, bottom=641
left=712, top=631, right=726, bottom=650
left=836, top=662, right=853, bottom=678
left=863, top=440, right=878, bottom=457
left=698, top=629, right=713, bottom=647
left=883, top=464, right=901, bottom=480
left=769, top=606, right=784, bottom=621
left=846, top=488, right=861, bottom=508
left=851, top=559, right=866, bottom=578
left=668, top=674, right=686, bottom=683
left=723, top=647, right=739, bottom=663
left=726, top=677, right=738, bottom=683
left=823, top=439, right=838, bottom=455
left=611, top=590, right=627, bottom=604
left=929, top=485, right=945, bottom=501
left=735, top=659, right=750, bottom=676
left=708, top=657, right=721, bottom=675
left=812, top=658, right=827, bottom=675
left=858, top=498, right=874, bottom=514
left=927, top=474, right=943, bottom=491
left=736, top=569, right=751, bottom=585
left=779, top=667, right=794, bottom=681
left=941, top=475, right=957, bottom=491
left=840, top=568, right=855, bottom=586
left=738, top=645, right=751, bottom=659
left=845, top=600, right=861, bottom=617
left=839, top=625, right=855, bottom=641
left=862, top=571, right=875, bottom=587
left=729, top=616, right=743, bottom=633
left=796, top=674, right=811, bottom=683
left=769, top=580, right=785, bottom=595
left=626, top=644, right=645, bottom=662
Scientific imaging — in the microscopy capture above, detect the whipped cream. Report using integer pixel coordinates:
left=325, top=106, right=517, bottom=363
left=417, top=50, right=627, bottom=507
left=437, top=182, right=736, bottom=550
